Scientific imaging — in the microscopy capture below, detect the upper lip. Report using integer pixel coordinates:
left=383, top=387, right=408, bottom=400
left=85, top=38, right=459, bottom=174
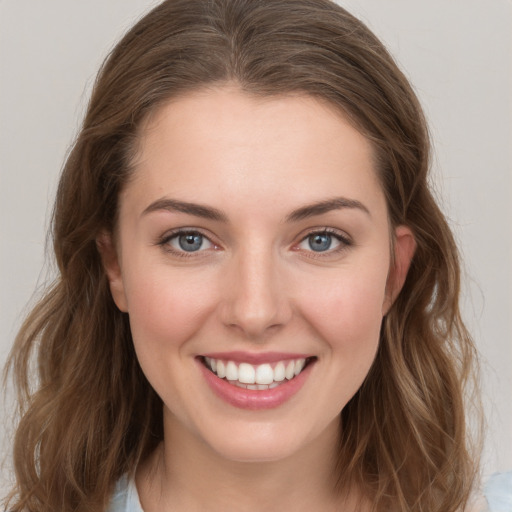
left=199, top=351, right=314, bottom=364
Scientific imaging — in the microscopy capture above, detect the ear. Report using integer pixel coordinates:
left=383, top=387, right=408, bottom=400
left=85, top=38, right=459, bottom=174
left=96, top=231, right=128, bottom=312
left=382, top=225, right=416, bottom=315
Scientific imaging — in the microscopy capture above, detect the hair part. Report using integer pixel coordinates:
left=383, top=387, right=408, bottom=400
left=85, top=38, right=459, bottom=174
left=4, top=1, right=480, bottom=510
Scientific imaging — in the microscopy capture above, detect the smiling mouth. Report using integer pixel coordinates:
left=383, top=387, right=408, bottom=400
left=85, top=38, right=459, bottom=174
left=200, top=356, right=317, bottom=390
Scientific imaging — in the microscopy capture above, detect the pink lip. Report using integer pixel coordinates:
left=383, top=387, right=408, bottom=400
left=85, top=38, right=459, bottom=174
left=200, top=351, right=312, bottom=364
left=197, top=358, right=315, bottom=410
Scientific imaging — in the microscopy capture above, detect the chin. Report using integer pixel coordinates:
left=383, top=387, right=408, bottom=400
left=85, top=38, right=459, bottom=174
left=202, top=418, right=335, bottom=465
left=211, top=435, right=303, bottom=464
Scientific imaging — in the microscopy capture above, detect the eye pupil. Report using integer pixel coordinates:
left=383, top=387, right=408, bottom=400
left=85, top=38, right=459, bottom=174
left=179, top=233, right=203, bottom=251
left=308, top=233, right=331, bottom=252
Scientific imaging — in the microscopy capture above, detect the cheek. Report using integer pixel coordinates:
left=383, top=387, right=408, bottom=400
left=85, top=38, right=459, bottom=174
left=297, top=261, right=388, bottom=351
left=122, top=265, right=221, bottom=414
left=122, top=263, right=218, bottom=353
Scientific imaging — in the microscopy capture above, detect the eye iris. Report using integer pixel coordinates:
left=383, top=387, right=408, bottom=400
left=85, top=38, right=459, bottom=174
left=178, top=233, right=203, bottom=251
left=308, top=233, right=332, bottom=252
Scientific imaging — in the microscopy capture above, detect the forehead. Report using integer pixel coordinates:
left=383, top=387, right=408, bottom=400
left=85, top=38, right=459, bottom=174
left=123, top=86, right=386, bottom=220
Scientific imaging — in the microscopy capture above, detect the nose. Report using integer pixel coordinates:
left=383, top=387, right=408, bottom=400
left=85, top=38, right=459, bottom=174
left=219, top=246, right=292, bottom=340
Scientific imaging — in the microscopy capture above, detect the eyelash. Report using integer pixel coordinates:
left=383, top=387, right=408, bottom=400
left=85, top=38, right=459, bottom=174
left=157, top=228, right=353, bottom=258
left=157, top=229, right=217, bottom=258
left=295, top=228, right=352, bottom=258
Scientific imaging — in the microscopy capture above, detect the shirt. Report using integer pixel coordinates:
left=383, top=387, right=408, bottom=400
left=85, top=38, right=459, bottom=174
left=107, top=475, right=143, bottom=512
left=106, top=471, right=512, bottom=512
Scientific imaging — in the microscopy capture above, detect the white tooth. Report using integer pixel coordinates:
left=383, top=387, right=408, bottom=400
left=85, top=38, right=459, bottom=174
left=210, top=358, right=217, bottom=372
left=269, top=382, right=280, bottom=389
left=246, top=384, right=258, bottom=390
left=273, top=362, right=285, bottom=381
left=234, top=381, right=247, bottom=389
left=238, top=363, right=256, bottom=384
left=216, top=360, right=226, bottom=378
left=226, top=361, right=238, bottom=381
left=205, top=356, right=211, bottom=367
left=294, top=358, right=306, bottom=376
left=255, top=364, right=274, bottom=385
left=257, top=384, right=269, bottom=390
left=285, top=361, right=295, bottom=380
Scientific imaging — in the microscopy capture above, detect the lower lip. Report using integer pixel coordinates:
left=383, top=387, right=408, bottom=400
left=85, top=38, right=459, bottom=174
left=198, top=359, right=314, bottom=410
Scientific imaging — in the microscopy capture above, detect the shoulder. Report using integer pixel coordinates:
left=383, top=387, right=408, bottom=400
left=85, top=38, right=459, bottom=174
left=483, top=471, right=512, bottom=512
left=106, top=474, right=144, bottom=512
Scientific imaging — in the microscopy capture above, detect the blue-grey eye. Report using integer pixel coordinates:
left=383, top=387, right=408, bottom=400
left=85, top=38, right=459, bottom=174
left=168, top=232, right=213, bottom=252
left=308, top=233, right=333, bottom=252
left=297, top=231, right=344, bottom=253
left=179, top=233, right=203, bottom=251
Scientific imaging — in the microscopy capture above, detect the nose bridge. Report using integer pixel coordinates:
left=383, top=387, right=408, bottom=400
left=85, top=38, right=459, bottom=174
left=222, top=241, right=290, bottom=338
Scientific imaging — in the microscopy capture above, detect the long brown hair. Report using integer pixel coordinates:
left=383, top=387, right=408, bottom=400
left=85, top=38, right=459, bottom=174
left=4, top=0, right=480, bottom=510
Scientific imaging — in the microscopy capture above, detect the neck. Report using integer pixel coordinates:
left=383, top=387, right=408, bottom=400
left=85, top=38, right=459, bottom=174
left=136, top=411, right=364, bottom=512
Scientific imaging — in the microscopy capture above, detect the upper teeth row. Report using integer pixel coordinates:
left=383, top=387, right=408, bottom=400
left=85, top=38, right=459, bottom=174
left=204, top=357, right=307, bottom=385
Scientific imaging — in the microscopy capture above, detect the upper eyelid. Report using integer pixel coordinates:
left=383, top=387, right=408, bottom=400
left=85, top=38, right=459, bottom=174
left=297, top=227, right=352, bottom=243
left=158, top=228, right=218, bottom=251
left=160, top=227, right=214, bottom=242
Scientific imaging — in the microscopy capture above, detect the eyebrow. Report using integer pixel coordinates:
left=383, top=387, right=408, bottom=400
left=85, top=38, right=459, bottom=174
left=285, top=197, right=371, bottom=222
left=141, top=198, right=228, bottom=222
left=141, top=196, right=370, bottom=222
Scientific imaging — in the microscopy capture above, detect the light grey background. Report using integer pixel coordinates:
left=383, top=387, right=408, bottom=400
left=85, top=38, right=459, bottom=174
left=1, top=0, right=511, bottom=494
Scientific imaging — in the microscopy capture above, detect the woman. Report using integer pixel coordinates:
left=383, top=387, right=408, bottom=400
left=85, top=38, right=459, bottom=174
left=4, top=0, right=485, bottom=510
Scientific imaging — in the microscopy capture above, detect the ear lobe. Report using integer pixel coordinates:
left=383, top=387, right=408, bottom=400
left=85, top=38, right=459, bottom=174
left=96, top=231, right=128, bottom=312
left=382, top=225, right=416, bottom=315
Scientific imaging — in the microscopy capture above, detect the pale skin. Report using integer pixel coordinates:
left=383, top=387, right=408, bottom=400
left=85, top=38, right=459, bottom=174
left=99, top=85, right=416, bottom=511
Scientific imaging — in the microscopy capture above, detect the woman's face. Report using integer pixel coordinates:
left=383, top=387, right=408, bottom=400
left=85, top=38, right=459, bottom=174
left=102, top=86, right=414, bottom=463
